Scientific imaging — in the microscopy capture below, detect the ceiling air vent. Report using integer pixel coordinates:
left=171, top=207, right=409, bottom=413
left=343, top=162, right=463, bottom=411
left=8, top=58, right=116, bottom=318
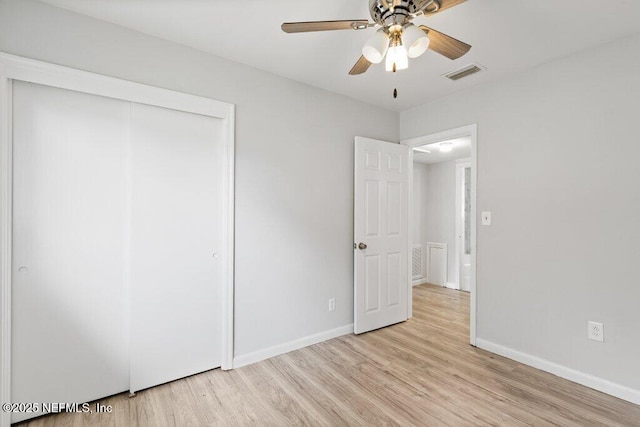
left=443, top=64, right=485, bottom=81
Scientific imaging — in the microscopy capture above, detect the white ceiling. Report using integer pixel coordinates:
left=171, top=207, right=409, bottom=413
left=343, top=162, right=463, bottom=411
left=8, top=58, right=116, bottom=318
left=413, top=137, right=470, bottom=164
left=39, top=0, right=640, bottom=111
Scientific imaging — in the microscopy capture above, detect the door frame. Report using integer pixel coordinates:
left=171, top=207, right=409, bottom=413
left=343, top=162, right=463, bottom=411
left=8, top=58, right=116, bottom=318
left=0, top=52, right=236, bottom=424
left=401, top=124, right=477, bottom=346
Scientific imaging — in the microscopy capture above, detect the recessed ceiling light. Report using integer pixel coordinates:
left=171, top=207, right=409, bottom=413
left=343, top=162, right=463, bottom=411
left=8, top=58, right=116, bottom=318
left=439, top=142, right=453, bottom=153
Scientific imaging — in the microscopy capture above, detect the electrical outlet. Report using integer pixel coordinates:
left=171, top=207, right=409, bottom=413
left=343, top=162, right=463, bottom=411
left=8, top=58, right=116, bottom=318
left=588, top=321, right=604, bottom=342
left=328, top=298, right=336, bottom=312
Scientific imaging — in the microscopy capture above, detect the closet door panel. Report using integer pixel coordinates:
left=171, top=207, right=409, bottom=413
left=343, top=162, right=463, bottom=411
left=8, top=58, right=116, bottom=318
left=11, top=82, right=129, bottom=422
left=129, top=102, right=223, bottom=392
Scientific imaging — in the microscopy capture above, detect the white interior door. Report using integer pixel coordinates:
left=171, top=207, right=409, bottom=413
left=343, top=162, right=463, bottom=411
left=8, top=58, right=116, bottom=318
left=354, top=137, right=409, bottom=334
left=11, top=82, right=130, bottom=422
left=129, top=103, right=223, bottom=392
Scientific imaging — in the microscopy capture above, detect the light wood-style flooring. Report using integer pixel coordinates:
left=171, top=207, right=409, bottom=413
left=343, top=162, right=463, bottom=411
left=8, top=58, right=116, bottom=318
left=18, top=284, right=640, bottom=426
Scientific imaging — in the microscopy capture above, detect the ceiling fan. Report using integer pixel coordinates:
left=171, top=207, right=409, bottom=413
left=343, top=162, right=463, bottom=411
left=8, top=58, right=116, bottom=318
left=282, top=0, right=471, bottom=75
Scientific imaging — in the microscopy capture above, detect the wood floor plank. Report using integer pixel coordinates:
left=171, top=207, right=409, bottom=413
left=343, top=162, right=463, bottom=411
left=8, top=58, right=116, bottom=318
left=348, top=328, right=546, bottom=425
left=266, top=355, right=361, bottom=426
left=16, top=284, right=640, bottom=426
left=300, top=346, right=422, bottom=426
left=278, top=349, right=397, bottom=426
left=208, top=368, right=284, bottom=426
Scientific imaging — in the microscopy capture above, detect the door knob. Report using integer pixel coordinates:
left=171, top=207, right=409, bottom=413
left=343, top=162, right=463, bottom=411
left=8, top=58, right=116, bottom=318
left=358, top=242, right=367, bottom=250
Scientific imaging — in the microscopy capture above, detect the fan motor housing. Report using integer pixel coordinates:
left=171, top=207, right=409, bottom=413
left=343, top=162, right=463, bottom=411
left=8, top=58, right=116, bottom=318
left=369, top=0, right=441, bottom=27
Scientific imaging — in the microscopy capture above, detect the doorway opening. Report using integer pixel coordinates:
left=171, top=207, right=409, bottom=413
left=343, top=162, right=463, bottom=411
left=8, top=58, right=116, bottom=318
left=402, top=124, right=477, bottom=345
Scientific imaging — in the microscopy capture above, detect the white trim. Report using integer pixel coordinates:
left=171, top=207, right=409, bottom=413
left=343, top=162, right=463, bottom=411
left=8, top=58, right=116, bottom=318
left=402, top=124, right=478, bottom=346
left=0, top=52, right=236, bottom=418
left=0, top=53, right=228, bottom=118
left=0, top=66, right=12, bottom=427
left=407, top=154, right=414, bottom=319
left=123, top=103, right=133, bottom=396
left=412, top=278, right=430, bottom=287
left=470, top=126, right=477, bottom=346
left=221, top=105, right=235, bottom=370
left=476, top=338, right=640, bottom=406
left=233, top=324, right=354, bottom=369
left=445, top=282, right=460, bottom=290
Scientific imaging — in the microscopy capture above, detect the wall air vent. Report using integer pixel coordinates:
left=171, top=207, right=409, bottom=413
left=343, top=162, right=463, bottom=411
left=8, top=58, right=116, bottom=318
left=412, top=244, right=424, bottom=280
left=443, top=64, right=485, bottom=81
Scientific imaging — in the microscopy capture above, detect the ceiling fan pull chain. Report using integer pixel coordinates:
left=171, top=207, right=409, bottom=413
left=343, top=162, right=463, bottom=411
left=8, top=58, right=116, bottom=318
left=393, top=59, right=399, bottom=99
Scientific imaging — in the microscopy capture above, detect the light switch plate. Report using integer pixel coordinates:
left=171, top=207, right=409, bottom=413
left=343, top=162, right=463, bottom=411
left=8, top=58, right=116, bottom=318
left=482, top=211, right=492, bottom=226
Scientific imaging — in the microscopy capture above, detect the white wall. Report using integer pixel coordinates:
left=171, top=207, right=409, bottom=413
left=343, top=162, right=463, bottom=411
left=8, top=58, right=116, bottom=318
left=0, top=0, right=399, bottom=359
left=411, top=163, right=427, bottom=246
left=401, top=34, right=640, bottom=393
left=413, top=160, right=461, bottom=285
left=423, top=161, right=457, bottom=283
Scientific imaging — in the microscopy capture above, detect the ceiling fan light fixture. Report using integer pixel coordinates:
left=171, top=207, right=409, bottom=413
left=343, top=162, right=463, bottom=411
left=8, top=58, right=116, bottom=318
left=385, top=40, right=408, bottom=72
left=362, top=30, right=389, bottom=64
left=402, top=24, right=430, bottom=58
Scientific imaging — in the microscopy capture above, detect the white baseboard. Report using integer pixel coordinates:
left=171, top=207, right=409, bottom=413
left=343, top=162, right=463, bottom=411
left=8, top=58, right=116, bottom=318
left=412, top=278, right=429, bottom=287
left=233, top=324, right=354, bottom=369
left=445, top=282, right=460, bottom=290
left=476, top=338, right=640, bottom=406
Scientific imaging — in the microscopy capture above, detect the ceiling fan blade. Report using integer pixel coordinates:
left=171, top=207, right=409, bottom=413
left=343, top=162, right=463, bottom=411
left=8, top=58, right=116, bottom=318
left=419, top=26, right=471, bottom=60
left=349, top=56, right=372, bottom=75
left=282, top=20, right=371, bottom=33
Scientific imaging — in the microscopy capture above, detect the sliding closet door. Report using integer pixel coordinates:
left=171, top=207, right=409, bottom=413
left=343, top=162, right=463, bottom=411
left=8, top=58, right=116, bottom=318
left=11, top=82, right=129, bottom=422
left=129, top=103, right=223, bottom=392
